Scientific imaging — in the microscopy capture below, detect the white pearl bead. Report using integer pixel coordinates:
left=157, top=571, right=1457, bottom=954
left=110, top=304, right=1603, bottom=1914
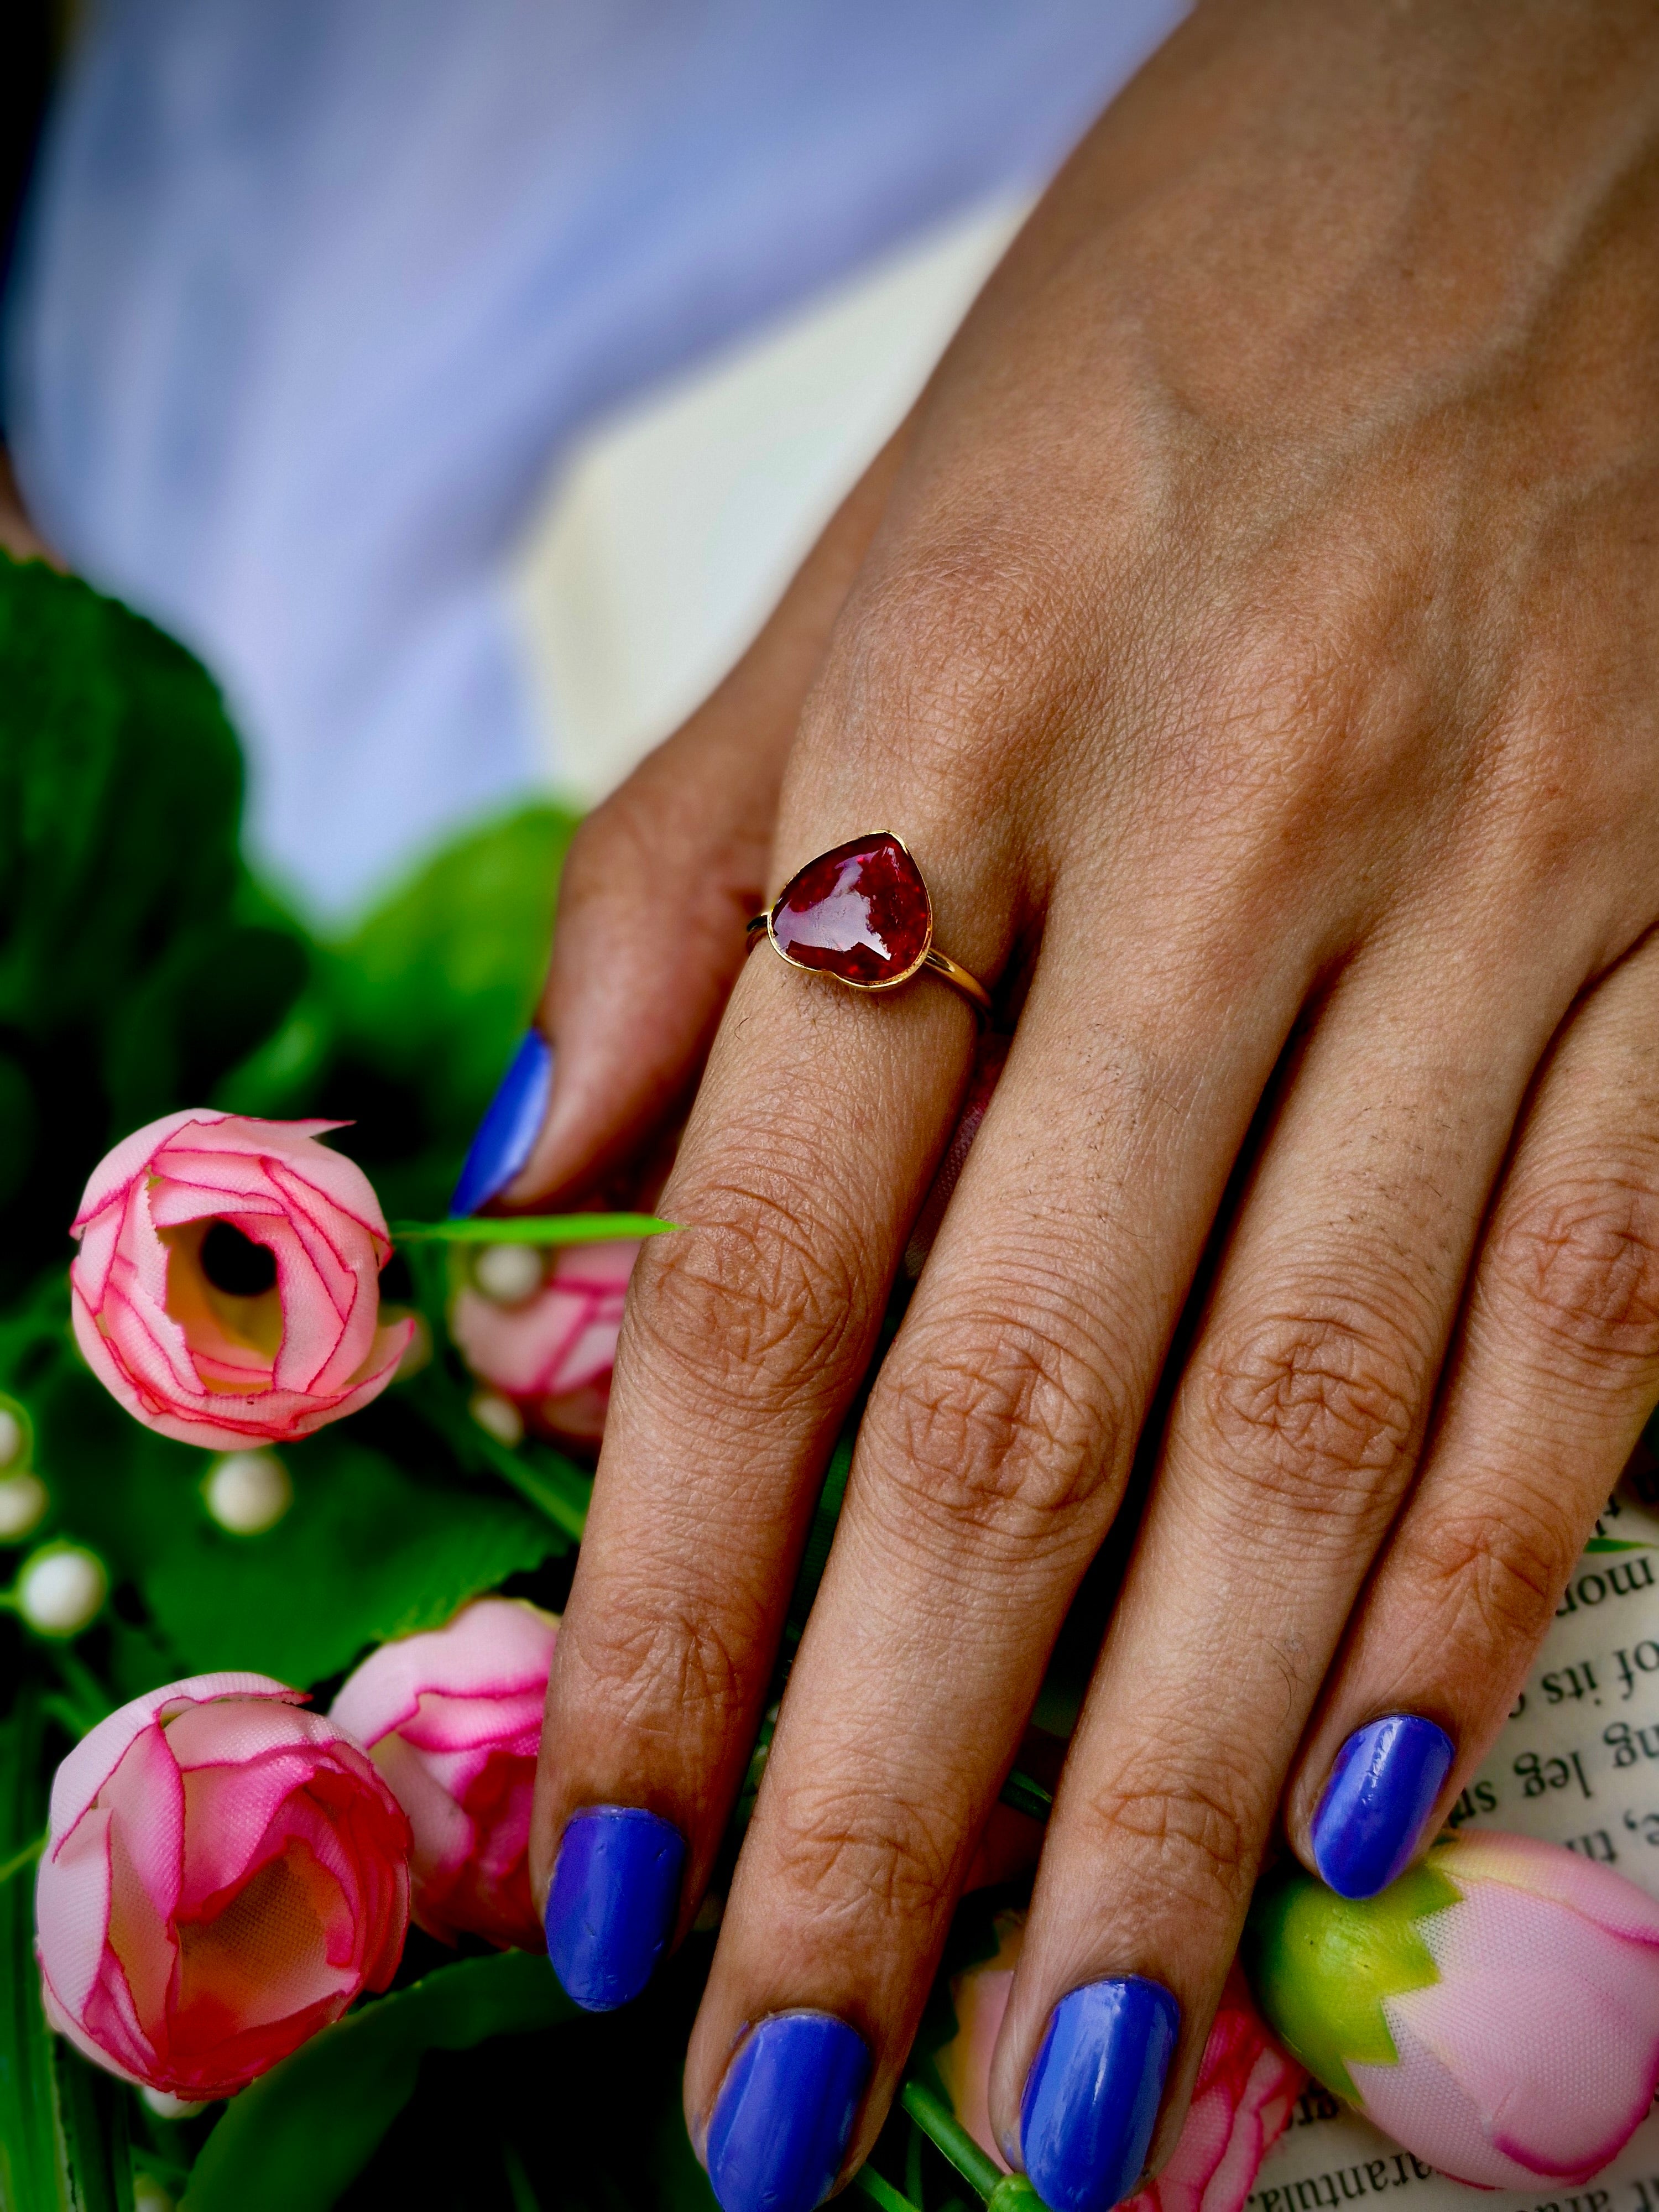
left=470, top=1390, right=525, bottom=1447
left=0, top=1472, right=48, bottom=1542
left=473, top=1242, right=545, bottom=1303
left=204, top=1452, right=293, bottom=1536
left=17, top=1547, right=107, bottom=1637
left=142, top=2086, right=208, bottom=2122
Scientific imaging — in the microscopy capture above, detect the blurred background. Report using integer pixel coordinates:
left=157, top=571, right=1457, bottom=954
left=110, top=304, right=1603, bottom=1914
left=1, top=1, right=1189, bottom=921
left=512, top=196, right=1024, bottom=814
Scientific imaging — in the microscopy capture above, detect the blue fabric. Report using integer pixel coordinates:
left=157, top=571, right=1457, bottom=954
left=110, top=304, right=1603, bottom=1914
left=4, top=0, right=1184, bottom=911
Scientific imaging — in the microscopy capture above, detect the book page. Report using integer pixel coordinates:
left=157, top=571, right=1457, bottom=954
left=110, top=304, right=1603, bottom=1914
left=1251, top=1477, right=1659, bottom=2212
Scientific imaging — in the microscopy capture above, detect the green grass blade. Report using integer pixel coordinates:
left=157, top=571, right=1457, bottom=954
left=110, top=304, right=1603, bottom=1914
left=392, top=1214, right=676, bottom=1244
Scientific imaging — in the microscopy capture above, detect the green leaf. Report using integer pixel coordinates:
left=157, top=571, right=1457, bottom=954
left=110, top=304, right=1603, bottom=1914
left=392, top=1214, right=675, bottom=1244
left=50, top=2042, right=135, bottom=2212
left=143, top=1435, right=562, bottom=1682
left=0, top=556, right=305, bottom=1303
left=183, top=1952, right=580, bottom=2212
left=222, top=805, right=579, bottom=1223
left=0, top=1684, right=70, bottom=2212
left=35, top=1359, right=562, bottom=1684
left=1242, top=1853, right=1462, bottom=2104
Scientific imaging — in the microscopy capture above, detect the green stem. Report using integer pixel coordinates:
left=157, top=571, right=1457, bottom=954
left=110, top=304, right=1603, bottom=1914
left=856, top=2168, right=922, bottom=2212
left=0, top=1830, right=44, bottom=1884
left=900, top=2083, right=1004, bottom=2203
left=408, top=1366, right=591, bottom=1541
left=48, top=1644, right=114, bottom=1733
left=476, top=1434, right=590, bottom=1543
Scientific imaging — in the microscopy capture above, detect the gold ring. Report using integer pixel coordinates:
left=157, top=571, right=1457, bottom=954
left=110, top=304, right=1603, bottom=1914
left=745, top=832, right=992, bottom=1019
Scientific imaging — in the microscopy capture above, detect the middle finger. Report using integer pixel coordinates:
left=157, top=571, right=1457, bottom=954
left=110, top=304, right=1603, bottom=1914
left=681, top=865, right=1324, bottom=2212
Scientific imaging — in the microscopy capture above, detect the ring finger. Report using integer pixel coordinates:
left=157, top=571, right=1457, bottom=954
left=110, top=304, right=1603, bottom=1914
left=985, top=918, right=1584, bottom=2210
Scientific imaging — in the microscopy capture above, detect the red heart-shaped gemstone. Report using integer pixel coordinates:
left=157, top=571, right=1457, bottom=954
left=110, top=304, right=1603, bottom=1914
left=770, top=833, right=932, bottom=987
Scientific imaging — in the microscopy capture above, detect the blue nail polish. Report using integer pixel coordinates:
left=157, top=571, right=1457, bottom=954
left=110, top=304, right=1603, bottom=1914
left=1020, top=1977, right=1180, bottom=2212
left=1311, top=1713, right=1455, bottom=1900
left=450, top=1031, right=554, bottom=1216
left=545, top=1806, right=686, bottom=2010
left=706, top=2011, right=870, bottom=2212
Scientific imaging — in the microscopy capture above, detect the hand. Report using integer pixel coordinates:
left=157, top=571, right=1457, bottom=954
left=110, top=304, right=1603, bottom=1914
left=509, top=6, right=1659, bottom=2208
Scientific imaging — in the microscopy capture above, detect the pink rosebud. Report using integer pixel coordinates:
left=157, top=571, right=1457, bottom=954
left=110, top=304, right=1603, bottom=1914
left=935, top=1914, right=1303, bottom=2212
left=70, top=1110, right=414, bottom=1449
left=35, top=1676, right=410, bottom=2101
left=1123, top=1971, right=1306, bottom=2212
left=450, top=1240, right=637, bottom=1450
left=1248, top=1832, right=1659, bottom=2189
left=331, top=1598, right=556, bottom=1952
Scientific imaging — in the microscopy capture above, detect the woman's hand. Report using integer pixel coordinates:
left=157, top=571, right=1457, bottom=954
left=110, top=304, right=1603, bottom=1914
left=510, top=5, right=1659, bottom=2208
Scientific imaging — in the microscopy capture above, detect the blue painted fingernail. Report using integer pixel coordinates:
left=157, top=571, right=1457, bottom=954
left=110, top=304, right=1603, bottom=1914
left=1311, top=1713, right=1455, bottom=1900
left=545, top=1806, right=686, bottom=2010
left=1020, top=1976, right=1180, bottom=2212
left=451, top=1031, right=555, bottom=1215
left=706, top=2011, right=870, bottom=2212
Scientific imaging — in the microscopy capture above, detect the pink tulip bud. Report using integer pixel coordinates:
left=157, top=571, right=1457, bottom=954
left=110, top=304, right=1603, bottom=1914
left=936, top=1914, right=1303, bottom=2212
left=35, top=1676, right=410, bottom=2101
left=1248, top=1831, right=1659, bottom=2189
left=70, top=1111, right=414, bottom=1449
left=330, top=1598, right=557, bottom=1952
left=450, top=1241, right=637, bottom=1450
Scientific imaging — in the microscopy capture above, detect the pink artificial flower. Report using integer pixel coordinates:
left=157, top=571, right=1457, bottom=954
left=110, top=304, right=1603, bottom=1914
left=331, top=1598, right=557, bottom=1951
left=450, top=1240, right=637, bottom=1449
left=1125, top=1972, right=1306, bottom=2212
left=936, top=1914, right=1303, bottom=2212
left=35, top=1675, right=410, bottom=2101
left=70, top=1109, right=414, bottom=1449
left=1335, top=1834, right=1659, bottom=2188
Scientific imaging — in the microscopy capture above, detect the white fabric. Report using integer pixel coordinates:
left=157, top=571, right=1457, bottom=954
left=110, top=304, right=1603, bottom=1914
left=4, top=0, right=1185, bottom=911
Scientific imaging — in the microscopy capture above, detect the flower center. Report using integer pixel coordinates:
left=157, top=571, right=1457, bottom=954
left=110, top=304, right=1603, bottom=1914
left=200, top=1221, right=278, bottom=1297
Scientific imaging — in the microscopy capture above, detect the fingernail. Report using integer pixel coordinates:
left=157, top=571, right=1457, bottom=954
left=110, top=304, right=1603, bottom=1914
left=451, top=1030, right=555, bottom=1215
left=545, top=1806, right=686, bottom=2010
left=1020, top=1976, right=1180, bottom=2212
left=706, top=2011, right=870, bottom=2212
left=1311, top=1713, right=1455, bottom=1900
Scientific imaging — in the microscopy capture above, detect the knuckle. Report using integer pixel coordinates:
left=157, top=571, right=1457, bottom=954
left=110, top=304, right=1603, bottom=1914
left=1489, top=1170, right=1659, bottom=1370
left=1197, top=1301, right=1420, bottom=1525
left=867, top=1296, right=1124, bottom=1554
left=764, top=1778, right=959, bottom=1930
left=632, top=1170, right=868, bottom=1408
left=566, top=1579, right=757, bottom=1740
left=1087, top=1756, right=1261, bottom=1917
left=1406, top=1483, right=1583, bottom=1652
left=828, top=536, right=1078, bottom=781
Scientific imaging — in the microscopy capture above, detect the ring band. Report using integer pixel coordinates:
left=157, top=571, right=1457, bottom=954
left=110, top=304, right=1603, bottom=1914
left=745, top=832, right=992, bottom=1018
